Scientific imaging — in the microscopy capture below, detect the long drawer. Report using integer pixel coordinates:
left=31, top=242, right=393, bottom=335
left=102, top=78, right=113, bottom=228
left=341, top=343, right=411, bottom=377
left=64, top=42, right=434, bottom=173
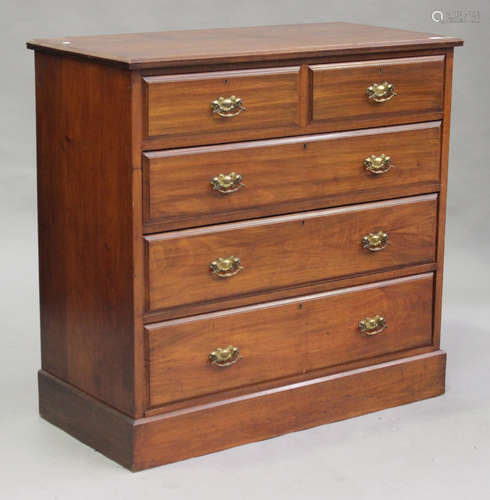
left=143, top=122, right=441, bottom=231
left=146, top=273, right=434, bottom=407
left=145, top=194, right=437, bottom=313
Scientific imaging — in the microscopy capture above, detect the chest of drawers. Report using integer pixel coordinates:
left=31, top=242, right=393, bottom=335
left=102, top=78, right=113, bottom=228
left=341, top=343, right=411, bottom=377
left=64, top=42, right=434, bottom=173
left=27, top=23, right=463, bottom=471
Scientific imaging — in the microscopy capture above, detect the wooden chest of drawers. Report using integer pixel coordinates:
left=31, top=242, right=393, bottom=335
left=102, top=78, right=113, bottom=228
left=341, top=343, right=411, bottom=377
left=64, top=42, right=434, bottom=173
left=27, top=23, right=463, bottom=471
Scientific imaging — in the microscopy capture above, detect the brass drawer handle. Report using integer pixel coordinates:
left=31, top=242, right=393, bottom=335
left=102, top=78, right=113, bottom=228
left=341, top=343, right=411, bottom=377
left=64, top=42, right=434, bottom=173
left=211, top=95, right=246, bottom=117
left=210, top=256, right=243, bottom=278
left=359, top=315, right=387, bottom=336
left=210, top=172, right=244, bottom=194
left=209, top=345, right=240, bottom=367
left=366, top=81, right=397, bottom=103
left=361, top=231, right=390, bottom=252
left=364, top=154, right=392, bottom=174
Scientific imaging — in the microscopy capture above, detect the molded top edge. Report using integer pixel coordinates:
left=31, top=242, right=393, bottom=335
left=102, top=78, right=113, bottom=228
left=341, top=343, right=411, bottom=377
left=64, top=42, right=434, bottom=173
left=27, top=22, right=464, bottom=70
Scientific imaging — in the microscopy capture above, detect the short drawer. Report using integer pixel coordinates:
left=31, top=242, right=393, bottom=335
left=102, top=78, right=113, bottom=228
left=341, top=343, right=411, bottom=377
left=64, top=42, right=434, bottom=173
left=145, top=194, right=437, bottom=313
left=311, top=56, right=444, bottom=130
left=144, top=67, right=300, bottom=140
left=144, top=122, right=441, bottom=231
left=146, top=273, right=434, bottom=407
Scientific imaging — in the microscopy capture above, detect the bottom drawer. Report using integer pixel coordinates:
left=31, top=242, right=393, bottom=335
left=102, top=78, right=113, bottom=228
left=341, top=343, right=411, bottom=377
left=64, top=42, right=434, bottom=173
left=146, top=273, right=434, bottom=408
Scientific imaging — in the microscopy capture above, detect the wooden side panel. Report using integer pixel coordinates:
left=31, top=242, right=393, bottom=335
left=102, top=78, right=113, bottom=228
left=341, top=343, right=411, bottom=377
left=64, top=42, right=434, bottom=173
left=35, top=52, right=136, bottom=415
left=144, top=122, right=441, bottom=231
left=145, top=67, right=300, bottom=140
left=145, top=195, right=438, bottom=313
left=311, top=56, right=444, bottom=129
left=38, top=370, right=134, bottom=469
left=133, top=351, right=446, bottom=470
left=146, top=274, right=434, bottom=407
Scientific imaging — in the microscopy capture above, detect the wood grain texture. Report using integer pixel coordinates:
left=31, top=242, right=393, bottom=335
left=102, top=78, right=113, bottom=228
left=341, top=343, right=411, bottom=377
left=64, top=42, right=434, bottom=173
left=38, top=351, right=446, bottom=471
left=144, top=122, right=441, bottom=231
left=145, top=195, right=437, bottom=313
left=26, top=22, right=462, bottom=69
left=311, top=56, right=444, bottom=129
left=144, top=67, right=300, bottom=139
left=146, top=274, right=434, bottom=407
left=35, top=52, right=137, bottom=416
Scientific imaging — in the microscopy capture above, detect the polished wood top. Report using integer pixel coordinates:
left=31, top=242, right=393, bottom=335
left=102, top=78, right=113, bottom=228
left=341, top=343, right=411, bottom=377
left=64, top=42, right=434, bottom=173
left=27, top=22, right=463, bottom=69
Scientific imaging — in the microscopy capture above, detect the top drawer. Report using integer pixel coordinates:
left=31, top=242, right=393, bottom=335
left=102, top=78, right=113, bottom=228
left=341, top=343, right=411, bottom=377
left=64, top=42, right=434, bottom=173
left=144, top=67, right=300, bottom=141
left=143, top=56, right=444, bottom=147
left=310, top=56, right=445, bottom=130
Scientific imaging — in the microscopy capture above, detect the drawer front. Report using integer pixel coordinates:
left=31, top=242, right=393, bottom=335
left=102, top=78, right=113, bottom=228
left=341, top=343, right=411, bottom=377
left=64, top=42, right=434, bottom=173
left=144, top=67, right=300, bottom=140
left=146, top=274, right=434, bottom=407
left=144, top=122, right=441, bottom=231
left=145, top=194, right=437, bottom=313
left=311, top=56, right=444, bottom=129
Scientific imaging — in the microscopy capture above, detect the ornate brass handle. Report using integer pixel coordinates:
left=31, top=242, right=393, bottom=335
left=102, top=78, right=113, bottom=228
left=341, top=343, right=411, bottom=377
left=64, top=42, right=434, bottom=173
left=366, top=81, right=397, bottom=103
left=364, top=154, right=393, bottom=174
left=210, top=172, right=244, bottom=194
left=359, top=315, right=387, bottom=336
left=361, top=231, right=390, bottom=252
left=209, top=345, right=240, bottom=367
left=211, top=96, right=246, bottom=117
left=209, top=256, right=243, bottom=278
